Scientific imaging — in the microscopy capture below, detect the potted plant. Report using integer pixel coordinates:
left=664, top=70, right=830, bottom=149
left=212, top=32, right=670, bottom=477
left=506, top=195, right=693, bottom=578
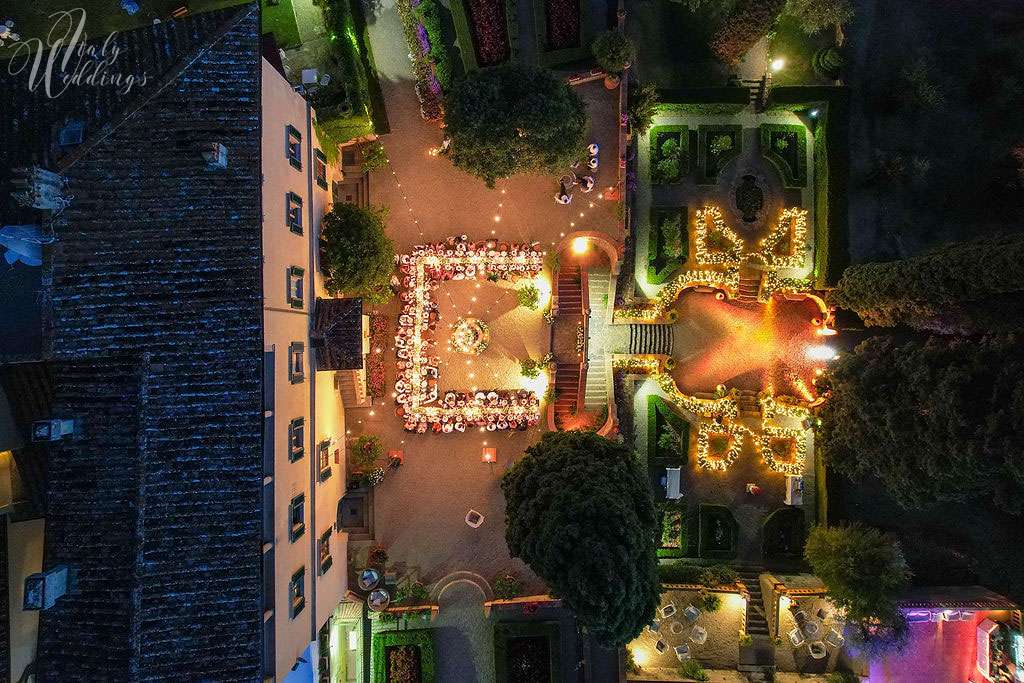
left=368, top=546, right=389, bottom=567
left=494, top=573, right=522, bottom=601
left=592, top=29, right=635, bottom=88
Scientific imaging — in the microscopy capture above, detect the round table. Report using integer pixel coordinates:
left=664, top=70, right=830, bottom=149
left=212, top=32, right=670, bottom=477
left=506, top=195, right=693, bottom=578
left=357, top=568, right=381, bottom=591
left=802, top=617, right=825, bottom=641
left=368, top=588, right=391, bottom=612
left=669, top=621, right=684, bottom=636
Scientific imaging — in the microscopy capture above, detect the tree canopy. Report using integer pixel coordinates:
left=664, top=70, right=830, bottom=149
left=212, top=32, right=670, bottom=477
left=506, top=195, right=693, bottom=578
left=592, top=29, right=635, bottom=75
left=816, top=334, right=1024, bottom=514
left=827, top=234, right=1024, bottom=332
left=627, top=83, right=660, bottom=137
left=783, top=0, right=854, bottom=34
left=710, top=0, right=785, bottom=63
left=443, top=64, right=588, bottom=187
left=804, top=524, right=910, bottom=621
left=501, top=431, right=661, bottom=647
left=320, top=203, right=395, bottom=304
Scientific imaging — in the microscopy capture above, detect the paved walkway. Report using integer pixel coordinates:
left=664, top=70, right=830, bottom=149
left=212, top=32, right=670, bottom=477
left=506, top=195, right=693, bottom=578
left=433, top=581, right=495, bottom=682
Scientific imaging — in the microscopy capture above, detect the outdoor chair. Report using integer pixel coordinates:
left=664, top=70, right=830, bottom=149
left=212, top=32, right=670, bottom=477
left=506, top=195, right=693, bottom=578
left=930, top=611, right=944, bottom=622
left=647, top=619, right=661, bottom=634
left=816, top=606, right=828, bottom=620
left=660, top=603, right=677, bottom=619
left=824, top=629, right=844, bottom=649
left=794, top=610, right=807, bottom=625
left=655, top=639, right=666, bottom=654
left=690, top=626, right=708, bottom=645
left=809, top=642, right=827, bottom=660
left=683, top=605, right=701, bottom=622
left=906, top=611, right=930, bottom=623
left=465, top=509, right=484, bottom=528
left=788, top=627, right=805, bottom=648
left=959, top=611, right=975, bottom=621
left=320, top=73, right=331, bottom=86
left=674, top=644, right=690, bottom=661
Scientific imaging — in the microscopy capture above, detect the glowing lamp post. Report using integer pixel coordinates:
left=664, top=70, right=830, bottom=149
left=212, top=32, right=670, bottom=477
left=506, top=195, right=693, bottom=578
left=770, top=58, right=785, bottom=73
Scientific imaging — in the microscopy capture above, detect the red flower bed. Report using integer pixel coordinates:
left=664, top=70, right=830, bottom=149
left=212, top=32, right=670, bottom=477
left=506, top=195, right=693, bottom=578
left=545, top=0, right=579, bottom=50
left=366, top=314, right=388, bottom=398
left=465, top=0, right=509, bottom=66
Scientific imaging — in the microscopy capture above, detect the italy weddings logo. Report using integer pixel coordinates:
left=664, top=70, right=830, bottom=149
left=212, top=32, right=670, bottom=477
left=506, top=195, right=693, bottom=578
left=6, top=8, right=150, bottom=97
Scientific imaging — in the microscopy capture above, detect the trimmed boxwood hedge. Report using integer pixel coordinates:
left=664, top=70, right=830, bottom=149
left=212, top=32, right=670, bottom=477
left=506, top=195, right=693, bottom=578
left=656, top=87, right=751, bottom=114
left=647, top=206, right=688, bottom=285
left=696, top=124, right=743, bottom=185
left=649, top=125, right=690, bottom=184
left=647, top=394, right=690, bottom=464
left=764, top=86, right=850, bottom=288
left=372, top=629, right=436, bottom=683
left=494, top=621, right=561, bottom=683
left=698, top=503, right=739, bottom=560
left=759, top=123, right=807, bottom=188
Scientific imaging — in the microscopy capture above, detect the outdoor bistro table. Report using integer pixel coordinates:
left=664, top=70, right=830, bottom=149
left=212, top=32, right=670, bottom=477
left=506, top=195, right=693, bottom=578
left=358, top=568, right=381, bottom=591
left=368, top=588, right=391, bottom=612
left=802, top=617, right=825, bottom=641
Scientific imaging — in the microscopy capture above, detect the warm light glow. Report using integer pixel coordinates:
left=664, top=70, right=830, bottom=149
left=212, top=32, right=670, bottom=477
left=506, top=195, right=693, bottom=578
left=572, top=237, right=588, bottom=253
left=632, top=648, right=648, bottom=667
left=520, top=368, right=549, bottom=396
left=807, top=345, right=836, bottom=361
left=816, top=327, right=837, bottom=336
left=770, top=58, right=785, bottom=72
left=348, top=629, right=358, bottom=650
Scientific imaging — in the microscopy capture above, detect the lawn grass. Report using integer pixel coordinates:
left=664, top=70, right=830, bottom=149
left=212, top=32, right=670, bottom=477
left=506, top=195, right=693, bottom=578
left=262, top=0, right=301, bottom=49
left=767, top=14, right=835, bottom=87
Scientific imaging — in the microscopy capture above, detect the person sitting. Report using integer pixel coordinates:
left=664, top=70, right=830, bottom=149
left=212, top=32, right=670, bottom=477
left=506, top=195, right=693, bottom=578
left=588, top=143, right=599, bottom=156
left=555, top=192, right=572, bottom=205
left=580, top=176, right=595, bottom=193
left=588, top=156, right=599, bottom=170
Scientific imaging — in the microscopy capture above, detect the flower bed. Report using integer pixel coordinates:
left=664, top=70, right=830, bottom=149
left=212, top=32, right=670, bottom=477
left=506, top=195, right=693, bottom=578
left=494, top=622, right=560, bottom=683
left=372, top=629, right=435, bottom=683
left=647, top=206, right=687, bottom=285
left=759, top=123, right=807, bottom=188
left=367, top=314, right=388, bottom=398
left=658, top=503, right=688, bottom=558
left=649, top=125, right=689, bottom=185
left=544, top=0, right=580, bottom=50
left=397, top=0, right=454, bottom=120
left=463, top=0, right=510, bottom=66
left=696, top=124, right=743, bottom=185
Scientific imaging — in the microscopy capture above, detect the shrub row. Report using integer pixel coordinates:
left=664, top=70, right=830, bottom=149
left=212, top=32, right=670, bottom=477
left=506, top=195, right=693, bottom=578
left=710, top=0, right=786, bottom=64
left=656, top=87, right=751, bottom=114
left=759, top=123, right=807, bottom=188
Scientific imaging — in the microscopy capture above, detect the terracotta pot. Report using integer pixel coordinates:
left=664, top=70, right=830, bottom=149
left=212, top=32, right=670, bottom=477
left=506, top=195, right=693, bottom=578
left=604, top=74, right=620, bottom=89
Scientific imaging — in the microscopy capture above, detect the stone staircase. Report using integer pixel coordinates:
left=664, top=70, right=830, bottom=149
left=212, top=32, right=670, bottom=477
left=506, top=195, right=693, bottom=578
left=556, top=266, right=584, bottom=315
left=335, top=370, right=369, bottom=407
left=628, top=324, right=674, bottom=355
left=583, top=357, right=609, bottom=411
left=739, top=568, right=770, bottom=637
left=553, top=363, right=581, bottom=421
left=741, top=78, right=764, bottom=107
left=737, top=274, right=762, bottom=303
left=333, top=172, right=369, bottom=207
left=587, top=268, right=611, bottom=315
left=735, top=389, right=761, bottom=418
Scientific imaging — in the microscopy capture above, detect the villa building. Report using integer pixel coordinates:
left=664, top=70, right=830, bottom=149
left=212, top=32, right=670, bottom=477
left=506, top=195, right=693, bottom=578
left=0, top=6, right=365, bottom=681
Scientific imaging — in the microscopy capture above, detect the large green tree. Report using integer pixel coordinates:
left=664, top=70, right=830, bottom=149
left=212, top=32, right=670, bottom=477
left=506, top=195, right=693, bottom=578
left=817, top=334, right=1024, bottom=514
left=710, top=0, right=785, bottom=63
left=783, top=0, right=854, bottom=34
left=804, top=524, right=911, bottom=656
left=827, top=234, right=1024, bottom=332
left=320, top=203, right=395, bottom=304
left=443, top=64, right=588, bottom=187
left=501, top=431, right=661, bottom=647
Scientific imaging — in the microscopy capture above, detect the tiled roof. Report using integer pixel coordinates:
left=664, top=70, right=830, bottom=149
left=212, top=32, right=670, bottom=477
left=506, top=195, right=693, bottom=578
left=32, top=5, right=265, bottom=680
left=312, top=297, right=365, bottom=370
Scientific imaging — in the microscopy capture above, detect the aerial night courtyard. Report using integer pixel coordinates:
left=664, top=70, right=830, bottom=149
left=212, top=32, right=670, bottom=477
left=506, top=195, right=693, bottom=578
left=1, top=0, right=1023, bottom=681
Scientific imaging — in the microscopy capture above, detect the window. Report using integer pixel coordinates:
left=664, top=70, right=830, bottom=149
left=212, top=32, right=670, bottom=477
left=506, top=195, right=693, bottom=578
left=289, top=342, right=304, bottom=384
left=314, top=149, right=328, bottom=191
left=288, top=266, right=304, bottom=309
left=286, top=125, right=302, bottom=170
left=318, top=439, right=332, bottom=481
left=289, top=493, right=305, bottom=542
left=288, top=417, right=304, bottom=462
left=319, top=528, right=333, bottom=574
left=289, top=567, right=306, bottom=617
left=287, top=192, right=303, bottom=234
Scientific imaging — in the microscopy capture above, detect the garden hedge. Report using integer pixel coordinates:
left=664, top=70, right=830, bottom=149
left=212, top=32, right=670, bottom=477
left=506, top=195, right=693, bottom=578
left=646, top=206, right=688, bottom=285
left=698, top=503, right=739, bottom=560
left=494, top=621, right=561, bottom=683
left=646, top=394, right=690, bottom=464
left=649, top=125, right=690, bottom=182
left=372, top=628, right=436, bottom=683
left=764, top=86, right=850, bottom=288
left=759, top=123, right=807, bottom=188
left=696, top=124, right=743, bottom=185
left=656, top=87, right=751, bottom=115
left=657, top=503, right=690, bottom=558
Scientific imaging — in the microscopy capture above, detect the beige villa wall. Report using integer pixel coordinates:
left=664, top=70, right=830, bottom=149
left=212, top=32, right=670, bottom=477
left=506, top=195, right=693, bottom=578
left=261, top=57, right=343, bottom=682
